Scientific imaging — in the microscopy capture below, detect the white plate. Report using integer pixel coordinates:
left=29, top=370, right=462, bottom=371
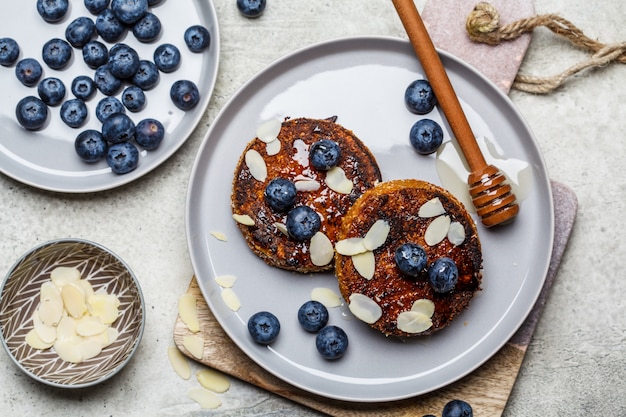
left=0, top=0, right=219, bottom=193
left=186, top=36, right=554, bottom=402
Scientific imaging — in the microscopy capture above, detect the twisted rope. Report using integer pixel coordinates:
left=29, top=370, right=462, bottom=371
left=466, top=2, right=626, bottom=93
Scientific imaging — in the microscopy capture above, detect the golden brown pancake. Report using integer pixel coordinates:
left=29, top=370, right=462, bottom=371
left=231, top=117, right=382, bottom=273
left=335, top=179, right=482, bottom=337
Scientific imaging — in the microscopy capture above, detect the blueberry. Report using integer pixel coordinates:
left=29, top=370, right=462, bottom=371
left=65, top=17, right=96, bottom=48
left=409, top=118, right=444, bottom=155
left=111, top=0, right=148, bottom=25
left=71, top=75, right=96, bottom=100
left=131, top=60, right=159, bottom=90
left=95, top=96, right=125, bottom=122
left=184, top=25, right=211, bottom=53
left=42, top=38, right=73, bottom=70
left=121, top=85, right=146, bottom=112
left=286, top=206, right=321, bottom=241
left=264, top=178, right=297, bottom=212
left=394, top=243, right=427, bottom=277
left=95, top=9, right=126, bottom=43
left=132, top=12, right=162, bottom=43
left=315, top=325, right=348, bottom=360
left=84, top=0, right=110, bottom=14
left=309, top=139, right=341, bottom=171
left=442, top=399, right=473, bottom=417
left=102, top=112, right=135, bottom=144
left=106, top=142, right=139, bottom=174
left=154, top=43, right=181, bottom=73
left=82, top=40, right=108, bottom=69
left=60, top=99, right=88, bottom=128
left=135, top=118, right=164, bottom=150
left=15, top=96, right=49, bottom=131
left=94, top=64, right=122, bottom=96
left=297, top=301, right=329, bottom=333
left=37, top=77, right=66, bottom=106
left=0, top=38, right=20, bottom=67
left=237, top=0, right=266, bottom=18
left=15, top=58, right=43, bottom=87
left=169, top=80, right=200, bottom=110
left=427, top=257, right=459, bottom=293
left=405, top=79, right=437, bottom=115
left=37, top=0, right=69, bottom=23
left=247, top=311, right=280, bottom=345
left=75, top=129, right=107, bottom=162
left=108, top=43, right=140, bottom=79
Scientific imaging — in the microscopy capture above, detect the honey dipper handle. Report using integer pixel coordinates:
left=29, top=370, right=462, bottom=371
left=392, top=0, right=486, bottom=171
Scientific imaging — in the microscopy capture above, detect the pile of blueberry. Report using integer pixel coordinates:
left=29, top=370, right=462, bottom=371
left=247, top=300, right=349, bottom=360
left=423, top=399, right=473, bottom=417
left=395, top=242, right=459, bottom=293
left=404, top=79, right=444, bottom=155
left=0, top=0, right=212, bottom=174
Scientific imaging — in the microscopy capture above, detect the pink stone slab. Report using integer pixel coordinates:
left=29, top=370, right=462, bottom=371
left=422, top=0, right=534, bottom=93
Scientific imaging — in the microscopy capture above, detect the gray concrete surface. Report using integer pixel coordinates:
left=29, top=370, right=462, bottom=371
left=1, top=0, right=625, bottom=415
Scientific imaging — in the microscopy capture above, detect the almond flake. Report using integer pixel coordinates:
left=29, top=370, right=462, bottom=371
left=256, top=119, right=282, bottom=143
left=265, top=138, right=281, bottom=155
left=310, top=232, right=334, bottom=266
left=363, top=219, right=390, bottom=251
left=178, top=293, right=200, bottom=333
left=196, top=368, right=230, bottom=393
left=325, top=166, right=353, bottom=194
left=168, top=346, right=192, bottom=380
left=447, top=221, right=466, bottom=246
left=418, top=197, right=446, bottom=218
left=221, top=288, right=241, bottom=312
left=233, top=213, right=255, bottom=226
left=294, top=179, right=321, bottom=192
left=79, top=338, right=103, bottom=361
left=25, top=329, right=54, bottom=350
left=187, top=386, right=222, bottom=410
left=273, top=222, right=288, bottom=235
left=335, top=238, right=367, bottom=256
left=210, top=231, right=228, bottom=242
left=424, top=215, right=451, bottom=246
left=215, top=274, right=237, bottom=288
left=50, top=266, right=81, bottom=288
left=32, top=309, right=57, bottom=344
left=54, top=337, right=83, bottom=363
left=397, top=311, right=433, bottom=334
left=244, top=149, right=267, bottom=182
left=61, top=283, right=87, bottom=319
left=183, top=334, right=205, bottom=360
left=348, top=293, right=382, bottom=324
left=352, top=251, right=375, bottom=280
left=311, top=287, right=342, bottom=308
left=75, top=315, right=106, bottom=337
left=411, top=299, right=435, bottom=317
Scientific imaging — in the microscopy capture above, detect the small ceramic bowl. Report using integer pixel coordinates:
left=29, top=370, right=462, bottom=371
left=0, top=238, right=145, bottom=388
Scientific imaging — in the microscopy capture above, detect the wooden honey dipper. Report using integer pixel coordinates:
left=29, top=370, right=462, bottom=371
left=392, top=0, right=519, bottom=227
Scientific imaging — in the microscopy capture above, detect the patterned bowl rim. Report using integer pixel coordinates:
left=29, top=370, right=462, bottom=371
left=0, top=238, right=146, bottom=388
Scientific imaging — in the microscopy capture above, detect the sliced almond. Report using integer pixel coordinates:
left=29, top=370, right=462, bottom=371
left=397, top=311, right=433, bottom=334
left=411, top=299, right=435, bottom=317
left=256, top=118, right=282, bottom=143
left=447, top=221, right=466, bottom=246
left=424, top=215, right=451, bottom=246
left=183, top=334, right=205, bottom=360
left=25, top=329, right=54, bottom=350
left=348, top=293, right=382, bottom=324
left=196, top=368, right=230, bottom=393
left=38, top=283, right=64, bottom=327
left=105, top=327, right=119, bottom=347
left=273, top=222, right=288, bottom=235
left=56, top=316, right=77, bottom=341
left=233, top=213, right=255, bottom=226
left=221, top=288, right=241, bottom=312
left=363, top=220, right=390, bottom=251
left=210, top=231, right=228, bottom=242
left=418, top=197, right=446, bottom=218
left=50, top=266, right=81, bottom=288
left=265, top=139, right=281, bottom=156
left=54, top=336, right=83, bottom=363
left=310, top=232, right=334, bottom=266
left=61, top=283, right=87, bottom=319
left=75, top=315, right=106, bottom=337
left=335, top=238, right=367, bottom=256
left=244, top=149, right=267, bottom=182
left=352, top=251, right=375, bottom=280
left=32, top=310, right=57, bottom=344
left=77, top=279, right=95, bottom=299
left=87, top=293, right=119, bottom=324
left=325, top=166, right=353, bottom=194
left=187, top=386, right=222, bottom=410
left=215, top=274, right=237, bottom=288
left=294, top=179, right=321, bottom=192
left=311, top=287, right=342, bottom=308
left=168, top=346, right=192, bottom=380
left=78, top=338, right=103, bottom=361
left=178, top=293, right=200, bottom=333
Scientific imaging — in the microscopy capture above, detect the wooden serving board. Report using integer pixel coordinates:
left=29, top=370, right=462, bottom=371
left=174, top=181, right=577, bottom=417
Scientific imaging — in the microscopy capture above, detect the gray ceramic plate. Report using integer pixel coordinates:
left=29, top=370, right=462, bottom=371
left=186, top=36, right=554, bottom=402
left=0, top=239, right=145, bottom=388
left=0, top=0, right=219, bottom=193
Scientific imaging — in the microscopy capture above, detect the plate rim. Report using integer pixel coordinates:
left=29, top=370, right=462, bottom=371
left=185, top=35, right=555, bottom=402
